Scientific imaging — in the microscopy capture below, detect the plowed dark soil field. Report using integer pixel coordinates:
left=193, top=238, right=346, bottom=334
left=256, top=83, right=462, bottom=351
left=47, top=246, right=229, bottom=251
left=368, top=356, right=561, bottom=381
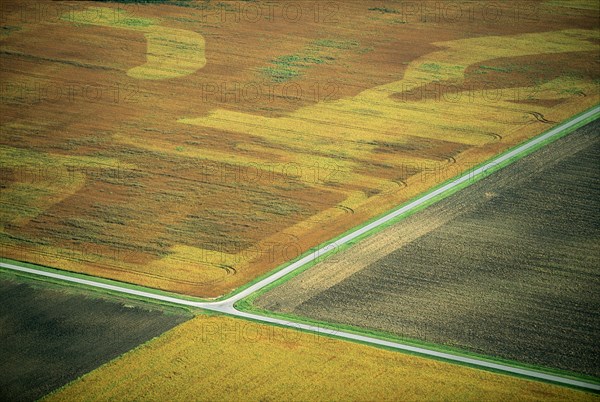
left=0, top=272, right=191, bottom=401
left=256, top=120, right=600, bottom=377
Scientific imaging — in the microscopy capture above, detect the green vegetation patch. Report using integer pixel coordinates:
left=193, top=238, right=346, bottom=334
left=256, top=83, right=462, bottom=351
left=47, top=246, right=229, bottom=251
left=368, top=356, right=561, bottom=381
left=261, top=54, right=325, bottom=83
left=261, top=39, right=363, bottom=82
left=420, top=63, right=442, bottom=72
left=477, top=64, right=513, bottom=73
left=62, top=7, right=155, bottom=29
left=368, top=7, right=399, bottom=14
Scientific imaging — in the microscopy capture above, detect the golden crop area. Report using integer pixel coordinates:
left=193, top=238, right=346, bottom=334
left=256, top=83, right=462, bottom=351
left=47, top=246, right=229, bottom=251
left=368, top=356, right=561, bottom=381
left=45, top=315, right=597, bottom=402
left=1, top=0, right=599, bottom=297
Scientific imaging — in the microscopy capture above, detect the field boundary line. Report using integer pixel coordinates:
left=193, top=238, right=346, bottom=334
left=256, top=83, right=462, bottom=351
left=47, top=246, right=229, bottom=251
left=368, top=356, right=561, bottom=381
left=228, top=104, right=600, bottom=304
left=227, top=309, right=600, bottom=391
left=1, top=104, right=599, bottom=392
left=215, top=104, right=600, bottom=302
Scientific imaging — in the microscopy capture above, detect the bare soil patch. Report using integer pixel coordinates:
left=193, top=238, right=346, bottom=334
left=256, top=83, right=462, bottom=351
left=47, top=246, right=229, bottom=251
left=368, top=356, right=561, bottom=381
left=257, top=120, right=600, bottom=377
left=0, top=273, right=191, bottom=401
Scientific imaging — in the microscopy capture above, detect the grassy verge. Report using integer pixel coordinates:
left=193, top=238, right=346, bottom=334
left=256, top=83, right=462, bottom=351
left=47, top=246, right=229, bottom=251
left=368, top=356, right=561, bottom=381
left=234, top=104, right=600, bottom=389
left=225, top=104, right=600, bottom=301
left=233, top=302, right=600, bottom=389
left=3, top=105, right=598, bottom=308
left=0, top=257, right=207, bottom=310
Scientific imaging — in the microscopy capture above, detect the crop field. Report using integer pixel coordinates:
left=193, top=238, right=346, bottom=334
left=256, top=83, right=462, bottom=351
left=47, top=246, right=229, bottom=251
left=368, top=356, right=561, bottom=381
left=255, top=120, right=600, bottom=377
left=1, top=0, right=599, bottom=297
left=0, top=271, right=191, bottom=401
left=45, top=314, right=596, bottom=402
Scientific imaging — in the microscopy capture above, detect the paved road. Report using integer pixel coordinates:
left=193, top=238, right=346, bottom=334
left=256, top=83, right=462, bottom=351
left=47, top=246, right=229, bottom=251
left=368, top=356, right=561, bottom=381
left=2, top=105, right=599, bottom=391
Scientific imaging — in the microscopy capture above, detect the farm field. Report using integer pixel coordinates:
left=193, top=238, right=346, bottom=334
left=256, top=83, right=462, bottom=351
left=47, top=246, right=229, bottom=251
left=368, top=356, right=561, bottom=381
left=255, top=120, right=600, bottom=377
left=0, top=271, right=191, bottom=401
left=1, top=0, right=599, bottom=297
left=45, top=314, right=597, bottom=402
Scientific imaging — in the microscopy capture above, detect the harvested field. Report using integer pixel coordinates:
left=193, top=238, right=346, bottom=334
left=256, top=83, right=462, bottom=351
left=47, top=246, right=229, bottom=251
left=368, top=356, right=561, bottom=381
left=46, top=314, right=595, bottom=402
left=0, top=271, right=191, bottom=401
left=256, top=120, right=600, bottom=377
left=1, top=0, right=599, bottom=297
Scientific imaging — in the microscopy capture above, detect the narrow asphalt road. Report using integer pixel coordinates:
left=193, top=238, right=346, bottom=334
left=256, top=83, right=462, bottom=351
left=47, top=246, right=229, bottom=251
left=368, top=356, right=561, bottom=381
left=1, top=105, right=599, bottom=391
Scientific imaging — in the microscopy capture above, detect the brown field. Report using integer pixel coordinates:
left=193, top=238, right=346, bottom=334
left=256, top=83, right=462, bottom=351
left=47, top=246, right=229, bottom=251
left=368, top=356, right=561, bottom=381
left=46, top=314, right=598, bottom=402
left=0, top=271, right=191, bottom=401
left=256, top=120, right=600, bottom=377
left=1, top=0, right=599, bottom=297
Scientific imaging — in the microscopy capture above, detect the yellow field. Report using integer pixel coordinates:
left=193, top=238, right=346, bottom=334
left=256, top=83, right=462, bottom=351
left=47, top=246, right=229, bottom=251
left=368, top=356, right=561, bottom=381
left=65, top=7, right=206, bottom=79
left=46, top=315, right=597, bottom=401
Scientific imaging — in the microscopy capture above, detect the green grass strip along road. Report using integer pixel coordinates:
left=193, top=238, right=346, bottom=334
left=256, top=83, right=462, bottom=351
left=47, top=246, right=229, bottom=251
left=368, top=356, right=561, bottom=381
left=1, top=104, right=599, bottom=392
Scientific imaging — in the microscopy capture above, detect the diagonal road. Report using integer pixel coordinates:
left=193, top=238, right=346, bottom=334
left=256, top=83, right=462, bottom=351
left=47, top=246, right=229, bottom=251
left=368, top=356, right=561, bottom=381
left=2, top=105, right=600, bottom=391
